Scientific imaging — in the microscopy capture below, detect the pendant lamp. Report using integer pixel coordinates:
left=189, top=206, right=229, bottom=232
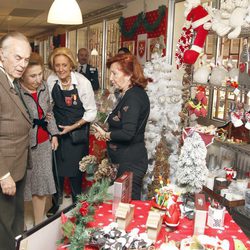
left=47, top=0, right=83, bottom=25
left=91, top=48, right=98, bottom=56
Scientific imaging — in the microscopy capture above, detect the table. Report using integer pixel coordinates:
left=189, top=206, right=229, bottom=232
left=88, top=200, right=250, bottom=249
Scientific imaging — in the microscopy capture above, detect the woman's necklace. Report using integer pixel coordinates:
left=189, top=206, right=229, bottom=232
left=61, top=77, right=71, bottom=90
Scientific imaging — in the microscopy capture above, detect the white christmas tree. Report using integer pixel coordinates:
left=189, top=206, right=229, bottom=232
left=143, top=53, right=183, bottom=198
left=176, top=131, right=208, bottom=193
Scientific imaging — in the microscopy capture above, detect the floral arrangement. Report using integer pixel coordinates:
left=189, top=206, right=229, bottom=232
left=79, top=155, right=117, bottom=182
left=57, top=179, right=111, bottom=250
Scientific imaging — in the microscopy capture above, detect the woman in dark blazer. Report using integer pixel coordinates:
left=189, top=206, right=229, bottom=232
left=93, top=53, right=150, bottom=200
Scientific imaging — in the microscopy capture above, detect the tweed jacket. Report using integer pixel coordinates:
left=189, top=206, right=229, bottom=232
left=0, top=70, right=32, bottom=182
left=20, top=82, right=59, bottom=149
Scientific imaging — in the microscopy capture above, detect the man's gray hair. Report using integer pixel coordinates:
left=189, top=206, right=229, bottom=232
left=0, top=32, right=30, bottom=49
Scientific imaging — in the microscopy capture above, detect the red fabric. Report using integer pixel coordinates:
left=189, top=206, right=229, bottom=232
left=31, top=92, right=49, bottom=144
left=186, top=5, right=209, bottom=27
left=183, top=25, right=208, bottom=65
left=88, top=201, right=250, bottom=249
left=183, top=5, right=210, bottom=65
left=58, top=201, right=250, bottom=249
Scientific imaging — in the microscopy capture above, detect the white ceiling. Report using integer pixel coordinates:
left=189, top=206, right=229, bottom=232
left=0, top=0, right=133, bottom=39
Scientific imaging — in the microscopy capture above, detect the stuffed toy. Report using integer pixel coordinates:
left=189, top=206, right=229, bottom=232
left=182, top=0, right=211, bottom=65
left=227, top=58, right=239, bottom=82
left=186, top=86, right=207, bottom=117
left=209, top=56, right=228, bottom=86
left=210, top=0, right=250, bottom=39
left=193, top=54, right=211, bottom=84
left=230, top=102, right=245, bottom=128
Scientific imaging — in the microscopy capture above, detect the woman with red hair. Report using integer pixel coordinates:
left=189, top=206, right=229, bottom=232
left=93, top=54, right=150, bottom=199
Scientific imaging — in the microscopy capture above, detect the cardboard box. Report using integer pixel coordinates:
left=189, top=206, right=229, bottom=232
left=193, top=193, right=207, bottom=235
left=115, top=202, right=135, bottom=230
left=146, top=211, right=163, bottom=242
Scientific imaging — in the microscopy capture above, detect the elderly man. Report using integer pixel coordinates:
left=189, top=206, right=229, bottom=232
left=77, top=48, right=100, bottom=91
left=0, top=32, right=32, bottom=250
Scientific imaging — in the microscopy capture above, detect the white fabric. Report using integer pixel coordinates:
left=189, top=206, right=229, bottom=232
left=191, top=45, right=203, bottom=53
left=192, top=15, right=211, bottom=29
left=47, top=71, right=97, bottom=122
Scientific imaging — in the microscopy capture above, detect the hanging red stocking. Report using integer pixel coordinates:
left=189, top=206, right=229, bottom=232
left=183, top=1, right=211, bottom=65
left=175, top=25, right=194, bottom=69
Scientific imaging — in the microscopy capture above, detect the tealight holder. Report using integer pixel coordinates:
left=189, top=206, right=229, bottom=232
left=207, top=205, right=225, bottom=229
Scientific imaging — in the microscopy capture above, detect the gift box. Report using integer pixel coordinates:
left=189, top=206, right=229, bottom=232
left=193, top=193, right=207, bottom=235
left=112, top=172, right=133, bottom=214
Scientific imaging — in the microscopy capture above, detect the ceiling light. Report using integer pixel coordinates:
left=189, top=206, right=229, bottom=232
left=47, top=0, right=83, bottom=25
left=91, top=48, right=98, bottom=56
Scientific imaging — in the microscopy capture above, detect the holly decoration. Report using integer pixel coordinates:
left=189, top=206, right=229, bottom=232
left=118, top=5, right=166, bottom=38
left=58, top=179, right=111, bottom=250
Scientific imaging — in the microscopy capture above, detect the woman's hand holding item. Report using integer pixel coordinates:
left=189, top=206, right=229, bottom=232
left=51, top=136, right=59, bottom=150
left=92, top=123, right=110, bottom=141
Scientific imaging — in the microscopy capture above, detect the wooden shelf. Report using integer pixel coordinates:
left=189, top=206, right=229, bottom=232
left=203, top=186, right=245, bottom=208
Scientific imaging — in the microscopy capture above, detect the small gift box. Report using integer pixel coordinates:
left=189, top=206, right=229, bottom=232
left=207, top=205, right=226, bottom=229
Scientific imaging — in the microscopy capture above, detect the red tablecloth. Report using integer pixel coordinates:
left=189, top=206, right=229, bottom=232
left=88, top=201, right=250, bottom=249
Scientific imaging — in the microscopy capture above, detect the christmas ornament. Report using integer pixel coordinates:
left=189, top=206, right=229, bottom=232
left=186, top=86, right=207, bottom=118
left=230, top=102, right=245, bottom=128
left=175, top=25, right=193, bottom=69
left=164, top=194, right=181, bottom=227
left=182, top=0, right=211, bottom=65
left=193, top=54, right=211, bottom=84
left=209, top=56, right=228, bottom=86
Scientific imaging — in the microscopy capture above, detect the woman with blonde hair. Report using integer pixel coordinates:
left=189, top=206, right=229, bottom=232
left=19, top=52, right=59, bottom=225
left=46, top=47, right=97, bottom=215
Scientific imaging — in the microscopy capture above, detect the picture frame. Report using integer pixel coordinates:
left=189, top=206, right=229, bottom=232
left=122, top=40, right=135, bottom=54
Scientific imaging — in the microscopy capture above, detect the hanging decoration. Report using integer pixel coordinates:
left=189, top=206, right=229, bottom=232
left=118, top=12, right=144, bottom=38
left=118, top=5, right=166, bottom=38
left=142, top=5, right=166, bottom=33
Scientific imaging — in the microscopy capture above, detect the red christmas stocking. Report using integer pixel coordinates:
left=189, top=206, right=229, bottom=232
left=183, top=5, right=211, bottom=65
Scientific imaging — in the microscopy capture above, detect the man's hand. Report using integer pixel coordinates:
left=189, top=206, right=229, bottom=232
left=0, top=175, right=16, bottom=196
left=51, top=136, right=59, bottom=150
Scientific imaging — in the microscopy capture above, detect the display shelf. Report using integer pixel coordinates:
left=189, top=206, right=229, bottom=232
left=203, top=185, right=245, bottom=208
